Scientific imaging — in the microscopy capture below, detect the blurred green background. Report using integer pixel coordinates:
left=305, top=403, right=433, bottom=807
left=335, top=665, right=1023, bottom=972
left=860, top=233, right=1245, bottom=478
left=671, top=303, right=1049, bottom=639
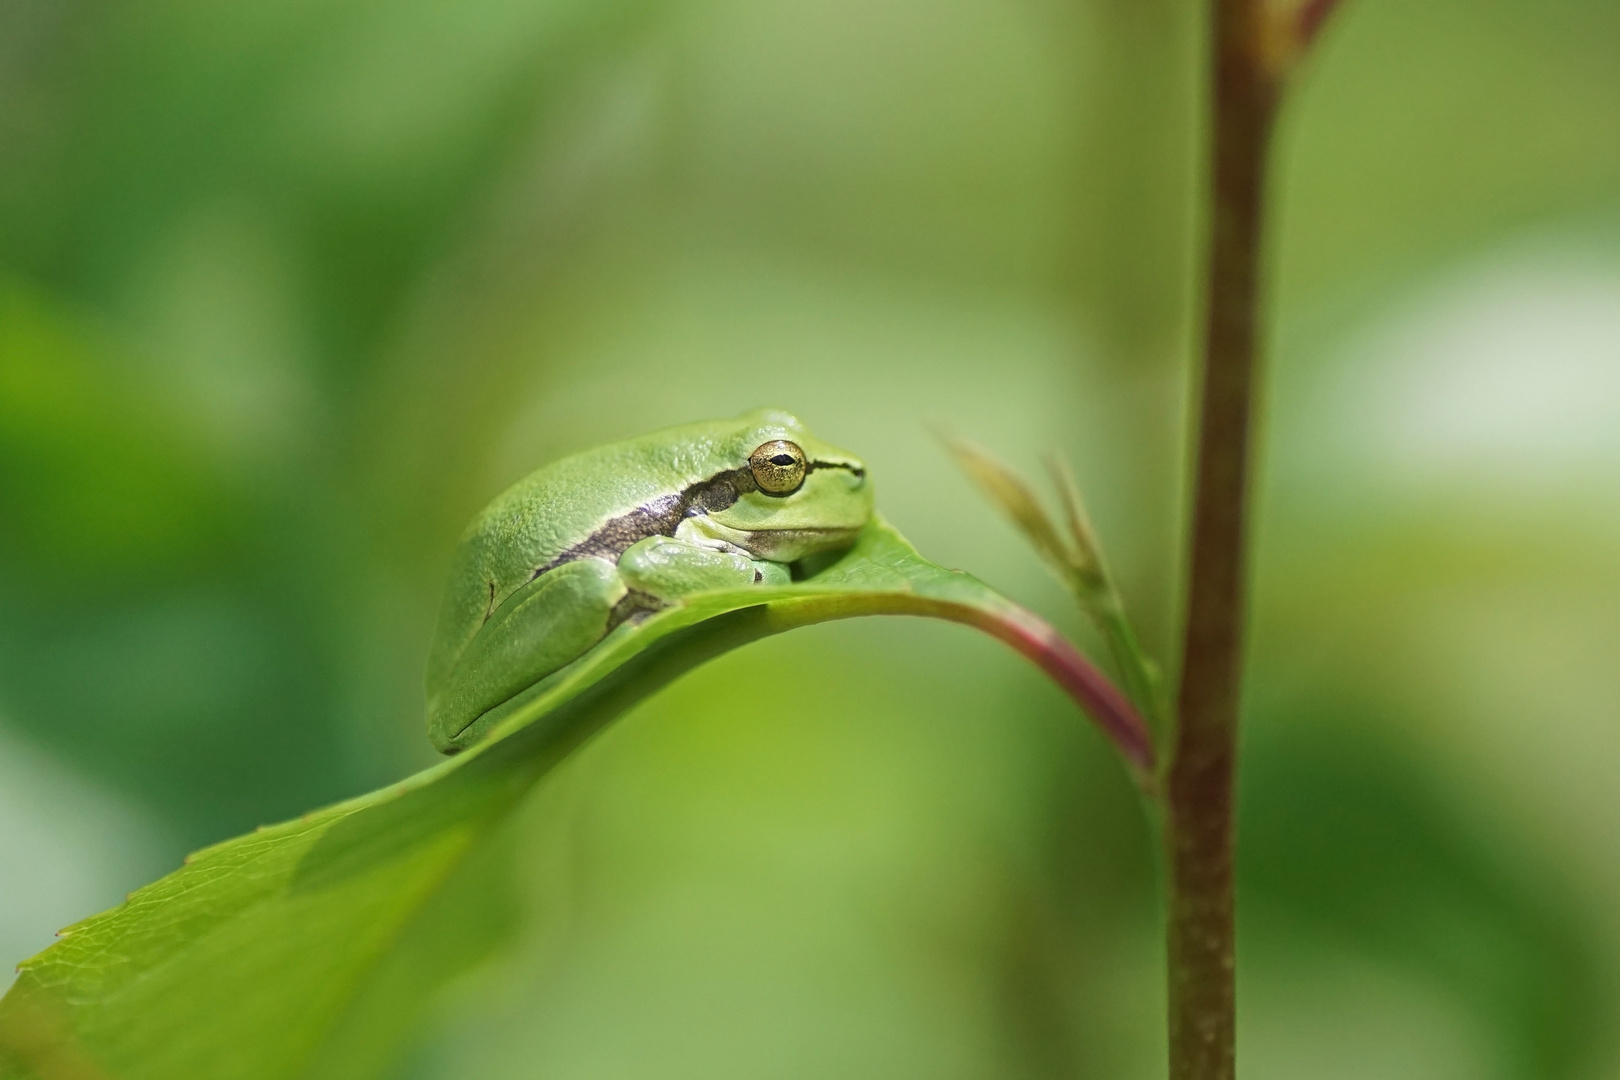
left=2, top=0, right=1618, bottom=1075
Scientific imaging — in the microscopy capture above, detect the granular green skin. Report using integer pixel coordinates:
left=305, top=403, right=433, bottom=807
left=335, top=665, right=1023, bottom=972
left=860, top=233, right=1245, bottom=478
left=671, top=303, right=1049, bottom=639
left=425, top=409, right=871, bottom=750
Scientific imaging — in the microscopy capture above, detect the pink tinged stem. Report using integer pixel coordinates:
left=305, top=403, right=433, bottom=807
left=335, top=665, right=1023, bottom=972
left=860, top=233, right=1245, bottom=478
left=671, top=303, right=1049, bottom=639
left=777, top=594, right=1157, bottom=782
left=959, top=605, right=1156, bottom=778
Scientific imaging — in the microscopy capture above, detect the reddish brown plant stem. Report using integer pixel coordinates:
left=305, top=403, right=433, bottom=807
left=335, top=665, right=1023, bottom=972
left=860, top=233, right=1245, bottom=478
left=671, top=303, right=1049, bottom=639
left=1167, top=2, right=1281, bottom=1078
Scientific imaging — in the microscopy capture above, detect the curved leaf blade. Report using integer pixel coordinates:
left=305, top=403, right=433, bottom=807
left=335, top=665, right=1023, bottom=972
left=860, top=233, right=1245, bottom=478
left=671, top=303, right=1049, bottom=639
left=0, top=516, right=1149, bottom=1080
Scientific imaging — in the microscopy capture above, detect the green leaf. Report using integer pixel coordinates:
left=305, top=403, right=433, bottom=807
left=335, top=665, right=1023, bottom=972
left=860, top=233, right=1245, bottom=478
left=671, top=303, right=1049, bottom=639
left=0, top=517, right=1150, bottom=1080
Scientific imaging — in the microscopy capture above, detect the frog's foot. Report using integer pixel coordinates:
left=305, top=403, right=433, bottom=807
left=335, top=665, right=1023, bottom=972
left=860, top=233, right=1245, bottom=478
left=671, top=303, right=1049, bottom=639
left=607, top=588, right=667, bottom=631
left=753, top=559, right=792, bottom=586
left=618, top=535, right=764, bottom=601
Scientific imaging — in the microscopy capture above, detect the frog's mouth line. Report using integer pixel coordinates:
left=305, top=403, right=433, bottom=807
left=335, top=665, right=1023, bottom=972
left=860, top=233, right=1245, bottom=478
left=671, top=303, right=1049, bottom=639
left=807, top=460, right=865, bottom=478
left=729, top=523, right=864, bottom=541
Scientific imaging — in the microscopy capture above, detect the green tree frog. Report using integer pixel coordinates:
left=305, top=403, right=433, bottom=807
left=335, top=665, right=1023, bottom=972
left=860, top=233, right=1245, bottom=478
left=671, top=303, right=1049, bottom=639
left=426, top=409, right=872, bottom=751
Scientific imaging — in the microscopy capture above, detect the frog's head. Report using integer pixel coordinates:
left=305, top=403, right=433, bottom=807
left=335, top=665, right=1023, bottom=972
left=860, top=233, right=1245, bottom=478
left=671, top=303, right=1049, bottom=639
left=695, top=408, right=872, bottom=562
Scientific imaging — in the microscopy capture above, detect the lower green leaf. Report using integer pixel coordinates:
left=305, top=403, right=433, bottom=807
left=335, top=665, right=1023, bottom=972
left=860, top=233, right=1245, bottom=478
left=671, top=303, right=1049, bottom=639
left=0, top=517, right=1149, bottom=1080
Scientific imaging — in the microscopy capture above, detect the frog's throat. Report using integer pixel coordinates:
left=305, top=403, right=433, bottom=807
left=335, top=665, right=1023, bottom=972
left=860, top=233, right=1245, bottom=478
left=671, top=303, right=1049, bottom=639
left=530, top=460, right=863, bottom=580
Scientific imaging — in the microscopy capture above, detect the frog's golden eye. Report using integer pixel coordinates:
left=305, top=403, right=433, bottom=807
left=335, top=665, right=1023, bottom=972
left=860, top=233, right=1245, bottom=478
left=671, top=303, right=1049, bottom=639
left=749, top=439, right=808, bottom=495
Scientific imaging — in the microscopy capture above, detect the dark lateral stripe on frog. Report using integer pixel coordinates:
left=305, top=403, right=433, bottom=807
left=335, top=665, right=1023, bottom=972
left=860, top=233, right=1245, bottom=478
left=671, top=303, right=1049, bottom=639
left=531, top=459, right=862, bottom=580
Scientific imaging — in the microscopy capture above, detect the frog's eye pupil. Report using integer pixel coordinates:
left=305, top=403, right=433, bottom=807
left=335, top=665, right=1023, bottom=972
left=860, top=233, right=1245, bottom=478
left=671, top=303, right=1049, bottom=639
left=749, top=439, right=808, bottom=495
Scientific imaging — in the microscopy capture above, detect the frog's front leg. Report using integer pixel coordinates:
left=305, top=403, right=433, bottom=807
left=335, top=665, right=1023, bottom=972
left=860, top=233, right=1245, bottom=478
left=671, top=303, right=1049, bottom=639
left=618, top=535, right=786, bottom=601
left=669, top=516, right=791, bottom=583
left=427, top=557, right=626, bottom=750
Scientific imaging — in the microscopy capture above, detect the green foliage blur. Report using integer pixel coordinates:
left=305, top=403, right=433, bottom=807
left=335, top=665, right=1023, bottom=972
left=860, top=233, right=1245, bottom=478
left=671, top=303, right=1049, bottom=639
left=1, top=0, right=1617, bottom=1075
